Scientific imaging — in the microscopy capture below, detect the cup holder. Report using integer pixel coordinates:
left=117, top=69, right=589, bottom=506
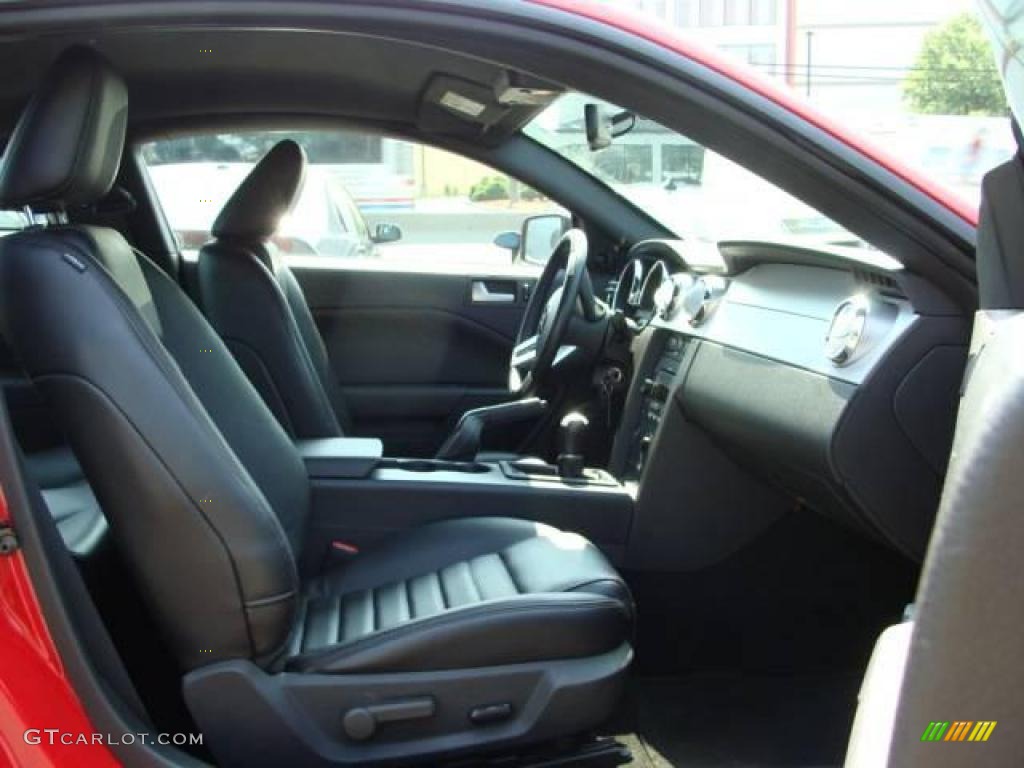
left=382, top=459, right=491, bottom=474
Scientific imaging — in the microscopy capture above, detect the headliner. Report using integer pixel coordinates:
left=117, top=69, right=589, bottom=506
left=0, top=28, right=558, bottom=139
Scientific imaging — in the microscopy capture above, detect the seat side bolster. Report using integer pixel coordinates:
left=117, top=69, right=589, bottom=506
left=285, top=594, right=630, bottom=674
left=198, top=240, right=343, bottom=439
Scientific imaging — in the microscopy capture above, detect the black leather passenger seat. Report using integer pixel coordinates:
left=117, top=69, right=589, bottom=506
left=287, top=517, right=632, bottom=674
left=0, top=46, right=633, bottom=766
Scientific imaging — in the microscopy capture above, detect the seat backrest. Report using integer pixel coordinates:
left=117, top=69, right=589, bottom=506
left=197, top=140, right=351, bottom=439
left=845, top=152, right=1024, bottom=766
left=0, top=48, right=308, bottom=672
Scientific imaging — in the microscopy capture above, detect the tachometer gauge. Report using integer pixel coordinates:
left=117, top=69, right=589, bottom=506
left=611, top=258, right=645, bottom=313
left=635, top=260, right=670, bottom=329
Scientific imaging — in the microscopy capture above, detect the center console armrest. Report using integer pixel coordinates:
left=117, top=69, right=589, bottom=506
left=296, top=438, right=383, bottom=479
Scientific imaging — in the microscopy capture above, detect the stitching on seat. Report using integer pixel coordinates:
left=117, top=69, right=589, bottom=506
left=333, top=592, right=343, bottom=645
left=458, top=560, right=482, bottom=605
left=245, top=590, right=296, bottom=607
left=435, top=570, right=448, bottom=611
left=292, top=596, right=624, bottom=667
left=403, top=577, right=414, bottom=622
left=561, top=577, right=628, bottom=595
left=496, top=550, right=522, bottom=594
left=291, top=595, right=309, bottom=654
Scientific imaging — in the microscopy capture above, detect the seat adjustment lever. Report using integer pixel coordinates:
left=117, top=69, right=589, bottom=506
left=343, top=696, right=436, bottom=741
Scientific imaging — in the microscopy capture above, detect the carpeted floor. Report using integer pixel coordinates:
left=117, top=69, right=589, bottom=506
left=605, top=673, right=862, bottom=768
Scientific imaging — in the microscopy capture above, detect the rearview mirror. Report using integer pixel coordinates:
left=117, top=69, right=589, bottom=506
left=371, top=222, right=402, bottom=244
left=520, top=214, right=570, bottom=267
left=585, top=103, right=637, bottom=151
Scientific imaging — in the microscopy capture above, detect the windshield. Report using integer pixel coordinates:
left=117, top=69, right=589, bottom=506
left=541, top=1, right=1013, bottom=229
left=525, top=93, right=866, bottom=250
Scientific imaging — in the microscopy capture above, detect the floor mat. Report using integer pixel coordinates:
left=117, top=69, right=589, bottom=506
left=606, top=674, right=861, bottom=768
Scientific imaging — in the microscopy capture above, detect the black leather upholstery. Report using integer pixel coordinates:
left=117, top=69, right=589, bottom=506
left=198, top=142, right=352, bottom=438
left=0, top=48, right=633, bottom=692
left=0, top=224, right=304, bottom=669
left=287, top=517, right=631, bottom=673
left=213, top=139, right=306, bottom=242
left=0, top=47, right=127, bottom=210
left=198, top=143, right=535, bottom=460
left=24, top=446, right=108, bottom=558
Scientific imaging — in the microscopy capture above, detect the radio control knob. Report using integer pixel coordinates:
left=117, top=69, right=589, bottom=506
left=642, top=378, right=670, bottom=401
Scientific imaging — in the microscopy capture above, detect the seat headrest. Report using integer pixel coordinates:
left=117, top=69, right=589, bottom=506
left=0, top=47, right=127, bottom=211
left=212, top=140, right=307, bottom=242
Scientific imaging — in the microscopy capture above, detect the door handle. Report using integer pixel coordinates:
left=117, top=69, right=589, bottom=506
left=471, top=280, right=516, bottom=304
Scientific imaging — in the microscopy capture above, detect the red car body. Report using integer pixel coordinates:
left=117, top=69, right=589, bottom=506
left=0, top=1, right=976, bottom=765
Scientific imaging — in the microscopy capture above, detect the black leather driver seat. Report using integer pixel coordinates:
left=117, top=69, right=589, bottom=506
left=0, top=48, right=632, bottom=766
left=197, top=139, right=355, bottom=439
left=199, top=140, right=540, bottom=464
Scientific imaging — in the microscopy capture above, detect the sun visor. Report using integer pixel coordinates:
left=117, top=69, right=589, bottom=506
left=419, top=75, right=508, bottom=137
left=417, top=73, right=562, bottom=145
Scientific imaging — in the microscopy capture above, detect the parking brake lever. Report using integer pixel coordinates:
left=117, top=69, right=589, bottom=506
left=435, top=397, right=548, bottom=461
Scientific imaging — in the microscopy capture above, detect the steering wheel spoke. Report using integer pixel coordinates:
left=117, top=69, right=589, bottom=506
left=553, top=344, right=578, bottom=368
left=511, top=334, right=538, bottom=370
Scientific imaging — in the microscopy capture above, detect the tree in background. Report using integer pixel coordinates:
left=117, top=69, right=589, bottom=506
left=904, top=13, right=1006, bottom=116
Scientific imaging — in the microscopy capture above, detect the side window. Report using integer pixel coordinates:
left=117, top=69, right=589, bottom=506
left=0, top=210, right=29, bottom=238
left=141, top=131, right=565, bottom=273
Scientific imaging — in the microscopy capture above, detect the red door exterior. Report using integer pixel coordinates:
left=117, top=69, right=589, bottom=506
left=0, top=488, right=118, bottom=767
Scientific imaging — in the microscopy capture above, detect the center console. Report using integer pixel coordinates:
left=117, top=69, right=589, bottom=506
left=626, top=333, right=690, bottom=477
left=296, top=438, right=634, bottom=575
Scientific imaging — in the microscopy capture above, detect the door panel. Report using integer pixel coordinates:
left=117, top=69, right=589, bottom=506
left=293, top=265, right=536, bottom=456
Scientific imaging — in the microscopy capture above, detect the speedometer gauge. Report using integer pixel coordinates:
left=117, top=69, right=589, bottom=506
left=652, top=271, right=678, bottom=319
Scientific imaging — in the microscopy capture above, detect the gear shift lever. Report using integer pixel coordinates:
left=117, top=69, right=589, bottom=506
left=557, top=412, right=589, bottom=479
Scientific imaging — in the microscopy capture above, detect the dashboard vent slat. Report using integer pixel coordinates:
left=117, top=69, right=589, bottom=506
left=854, top=269, right=904, bottom=298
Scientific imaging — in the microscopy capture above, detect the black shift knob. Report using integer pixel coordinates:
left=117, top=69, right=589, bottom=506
left=557, top=412, right=588, bottom=479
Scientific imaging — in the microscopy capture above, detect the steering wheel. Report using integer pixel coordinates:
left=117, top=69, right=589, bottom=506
left=509, top=228, right=597, bottom=394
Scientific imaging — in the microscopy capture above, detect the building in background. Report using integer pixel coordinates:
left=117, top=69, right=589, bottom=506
left=791, top=0, right=977, bottom=116
left=607, top=0, right=788, bottom=73
left=595, top=0, right=979, bottom=116
left=586, top=0, right=1011, bottom=203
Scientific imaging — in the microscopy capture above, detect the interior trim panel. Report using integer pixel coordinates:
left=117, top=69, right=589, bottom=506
left=653, top=263, right=917, bottom=385
left=611, top=243, right=969, bottom=562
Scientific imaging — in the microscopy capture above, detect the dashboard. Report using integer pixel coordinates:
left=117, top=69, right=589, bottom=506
left=610, top=239, right=915, bottom=384
left=609, top=239, right=968, bottom=565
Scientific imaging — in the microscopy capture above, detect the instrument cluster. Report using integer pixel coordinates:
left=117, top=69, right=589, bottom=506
left=611, top=254, right=726, bottom=329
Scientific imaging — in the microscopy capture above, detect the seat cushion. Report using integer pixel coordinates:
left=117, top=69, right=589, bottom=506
left=285, top=517, right=633, bottom=673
